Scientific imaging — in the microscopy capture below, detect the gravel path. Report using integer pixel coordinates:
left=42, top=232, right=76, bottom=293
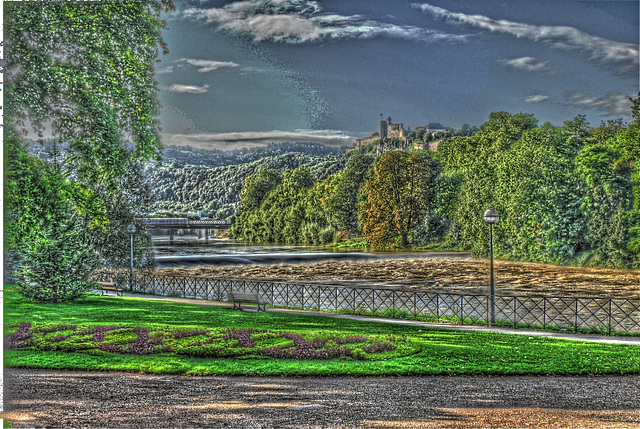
left=4, top=369, right=639, bottom=428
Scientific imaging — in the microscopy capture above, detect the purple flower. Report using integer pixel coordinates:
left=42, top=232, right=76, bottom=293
left=4, top=322, right=33, bottom=349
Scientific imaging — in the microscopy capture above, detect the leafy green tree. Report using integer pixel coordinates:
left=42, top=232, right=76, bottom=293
left=5, top=128, right=101, bottom=301
left=323, top=154, right=375, bottom=234
left=238, top=169, right=282, bottom=211
left=611, top=94, right=640, bottom=259
left=5, top=1, right=174, bottom=299
left=6, top=0, right=174, bottom=184
left=360, top=151, right=438, bottom=248
left=577, top=113, right=637, bottom=267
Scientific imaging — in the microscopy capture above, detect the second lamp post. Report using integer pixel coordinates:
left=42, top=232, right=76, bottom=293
left=483, top=208, right=499, bottom=325
left=127, top=224, right=136, bottom=290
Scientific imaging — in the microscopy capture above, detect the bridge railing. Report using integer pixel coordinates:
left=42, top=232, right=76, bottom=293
left=138, top=218, right=231, bottom=226
left=92, top=271, right=640, bottom=335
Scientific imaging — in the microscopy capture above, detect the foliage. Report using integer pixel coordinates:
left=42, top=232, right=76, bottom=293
left=5, top=0, right=174, bottom=184
left=4, top=1, right=173, bottom=300
left=144, top=147, right=344, bottom=219
left=434, top=107, right=638, bottom=267
left=5, top=129, right=101, bottom=302
left=4, top=291, right=638, bottom=375
left=360, top=151, right=439, bottom=248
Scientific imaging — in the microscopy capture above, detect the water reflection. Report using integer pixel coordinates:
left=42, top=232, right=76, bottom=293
left=151, top=236, right=467, bottom=267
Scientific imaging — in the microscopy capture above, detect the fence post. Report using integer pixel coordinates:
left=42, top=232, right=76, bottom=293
left=460, top=296, right=464, bottom=325
left=436, top=294, right=440, bottom=322
left=574, top=299, right=579, bottom=333
left=392, top=290, right=396, bottom=317
left=514, top=297, right=518, bottom=328
left=543, top=298, right=546, bottom=329
left=608, top=299, right=612, bottom=335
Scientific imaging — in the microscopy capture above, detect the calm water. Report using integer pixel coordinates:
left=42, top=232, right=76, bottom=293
left=151, top=236, right=468, bottom=267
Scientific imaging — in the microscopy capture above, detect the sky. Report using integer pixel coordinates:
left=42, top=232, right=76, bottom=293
left=155, top=0, right=640, bottom=151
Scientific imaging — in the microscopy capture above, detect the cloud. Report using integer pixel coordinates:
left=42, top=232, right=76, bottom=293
left=183, top=0, right=467, bottom=44
left=156, top=65, right=174, bottom=75
left=161, top=84, right=210, bottom=94
left=564, top=91, right=633, bottom=116
left=524, top=95, right=551, bottom=103
left=175, top=58, right=239, bottom=73
left=413, top=3, right=639, bottom=77
left=162, top=129, right=358, bottom=151
left=502, top=57, right=555, bottom=74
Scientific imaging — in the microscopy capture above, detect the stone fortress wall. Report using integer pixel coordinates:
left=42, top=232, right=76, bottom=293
left=354, top=117, right=448, bottom=153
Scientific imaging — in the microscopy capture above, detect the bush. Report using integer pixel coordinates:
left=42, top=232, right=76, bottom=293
left=16, top=221, right=98, bottom=303
left=319, top=226, right=336, bottom=244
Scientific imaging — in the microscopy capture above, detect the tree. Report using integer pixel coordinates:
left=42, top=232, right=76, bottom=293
left=360, top=151, right=439, bottom=248
left=5, top=0, right=174, bottom=184
left=5, top=1, right=174, bottom=300
left=5, top=128, right=102, bottom=301
left=238, top=169, right=282, bottom=211
left=323, top=154, right=375, bottom=234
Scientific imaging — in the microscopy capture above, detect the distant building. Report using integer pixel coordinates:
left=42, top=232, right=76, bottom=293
left=354, top=117, right=450, bottom=154
left=415, top=123, right=450, bottom=134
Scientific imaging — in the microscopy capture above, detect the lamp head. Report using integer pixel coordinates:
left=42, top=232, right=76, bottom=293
left=127, top=224, right=137, bottom=234
left=483, top=208, right=499, bottom=224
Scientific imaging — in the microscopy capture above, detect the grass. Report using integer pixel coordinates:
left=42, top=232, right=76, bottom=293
left=4, top=289, right=639, bottom=376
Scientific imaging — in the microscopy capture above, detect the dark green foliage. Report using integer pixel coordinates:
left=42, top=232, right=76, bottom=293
left=5, top=1, right=173, bottom=301
left=5, top=129, right=100, bottom=302
left=145, top=145, right=344, bottom=218
left=435, top=106, right=638, bottom=267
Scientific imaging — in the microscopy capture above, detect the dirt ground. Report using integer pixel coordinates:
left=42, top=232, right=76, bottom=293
left=4, top=369, right=639, bottom=429
left=154, top=258, right=640, bottom=299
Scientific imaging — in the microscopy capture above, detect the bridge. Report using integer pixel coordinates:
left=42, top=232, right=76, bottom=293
left=140, top=218, right=232, bottom=230
left=138, top=218, right=232, bottom=244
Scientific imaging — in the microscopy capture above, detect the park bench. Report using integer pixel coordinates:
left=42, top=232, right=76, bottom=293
left=229, top=291, right=270, bottom=312
left=97, top=281, right=124, bottom=296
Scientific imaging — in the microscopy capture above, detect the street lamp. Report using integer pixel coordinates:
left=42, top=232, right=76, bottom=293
left=127, top=224, right=136, bottom=290
left=483, top=209, right=499, bottom=325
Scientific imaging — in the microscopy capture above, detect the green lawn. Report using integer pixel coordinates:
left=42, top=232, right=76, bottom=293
left=4, top=290, right=638, bottom=376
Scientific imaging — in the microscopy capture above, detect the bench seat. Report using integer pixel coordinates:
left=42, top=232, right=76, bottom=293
left=229, top=292, right=270, bottom=312
left=97, top=281, right=124, bottom=296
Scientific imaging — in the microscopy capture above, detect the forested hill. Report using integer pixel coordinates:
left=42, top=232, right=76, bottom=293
left=144, top=143, right=346, bottom=218
left=25, top=141, right=346, bottom=219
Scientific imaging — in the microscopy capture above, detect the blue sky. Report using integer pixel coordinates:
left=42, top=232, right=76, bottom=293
left=156, top=0, right=640, bottom=150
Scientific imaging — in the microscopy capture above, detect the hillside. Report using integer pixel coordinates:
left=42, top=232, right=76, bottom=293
left=26, top=141, right=347, bottom=219
left=144, top=143, right=346, bottom=218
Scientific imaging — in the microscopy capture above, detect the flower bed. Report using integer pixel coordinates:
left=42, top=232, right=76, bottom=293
left=5, top=322, right=418, bottom=361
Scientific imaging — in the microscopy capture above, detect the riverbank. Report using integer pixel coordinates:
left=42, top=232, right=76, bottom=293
left=153, top=257, right=640, bottom=299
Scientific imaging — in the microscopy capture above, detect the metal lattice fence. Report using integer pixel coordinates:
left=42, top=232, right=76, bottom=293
left=93, top=272, right=640, bottom=335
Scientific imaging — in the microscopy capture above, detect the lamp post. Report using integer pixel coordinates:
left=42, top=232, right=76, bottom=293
left=127, top=224, right=136, bottom=290
left=483, top=209, right=499, bottom=325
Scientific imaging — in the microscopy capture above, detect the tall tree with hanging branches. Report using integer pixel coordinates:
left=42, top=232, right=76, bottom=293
left=5, top=0, right=174, bottom=301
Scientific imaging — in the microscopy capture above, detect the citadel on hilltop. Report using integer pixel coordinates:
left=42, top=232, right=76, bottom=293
left=354, top=117, right=451, bottom=155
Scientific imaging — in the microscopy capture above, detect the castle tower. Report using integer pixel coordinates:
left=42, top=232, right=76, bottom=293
left=380, top=116, right=390, bottom=140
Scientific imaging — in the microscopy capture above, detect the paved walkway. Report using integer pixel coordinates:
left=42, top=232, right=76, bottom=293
left=111, top=291, right=640, bottom=346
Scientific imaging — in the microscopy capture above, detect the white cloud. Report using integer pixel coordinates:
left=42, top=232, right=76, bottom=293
left=565, top=91, right=633, bottom=116
left=413, top=3, right=639, bottom=76
left=162, top=129, right=358, bottom=150
left=183, top=0, right=466, bottom=44
left=162, top=84, right=210, bottom=94
left=524, top=95, right=551, bottom=103
left=156, top=65, right=174, bottom=75
left=502, top=57, right=554, bottom=74
left=175, top=58, right=240, bottom=73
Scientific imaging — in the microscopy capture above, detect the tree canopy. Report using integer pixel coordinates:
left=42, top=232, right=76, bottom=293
left=5, top=1, right=174, bottom=301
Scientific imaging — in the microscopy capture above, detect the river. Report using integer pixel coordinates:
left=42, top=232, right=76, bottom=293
left=151, top=235, right=469, bottom=267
